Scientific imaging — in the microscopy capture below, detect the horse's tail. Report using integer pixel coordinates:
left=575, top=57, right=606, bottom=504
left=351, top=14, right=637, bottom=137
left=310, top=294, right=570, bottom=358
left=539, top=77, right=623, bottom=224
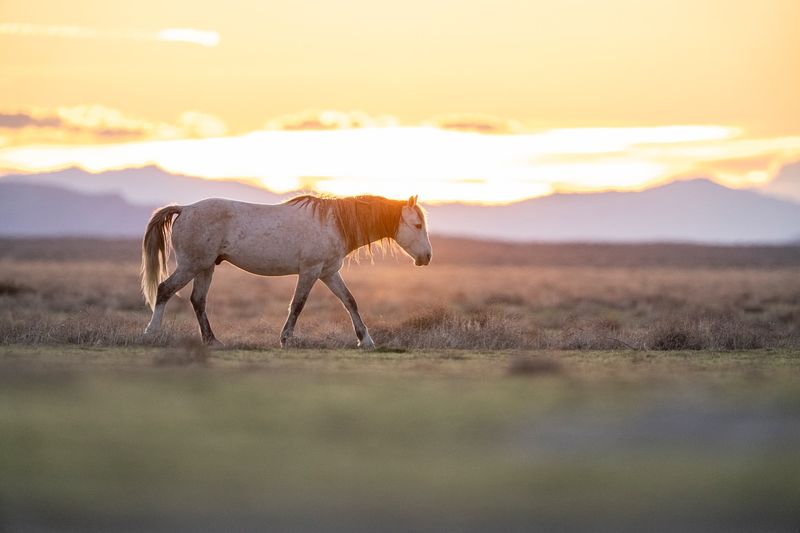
left=141, top=205, right=182, bottom=310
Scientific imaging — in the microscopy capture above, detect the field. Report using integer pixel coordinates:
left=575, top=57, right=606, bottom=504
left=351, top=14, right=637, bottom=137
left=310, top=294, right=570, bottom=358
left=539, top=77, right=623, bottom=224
left=2, top=238, right=800, bottom=531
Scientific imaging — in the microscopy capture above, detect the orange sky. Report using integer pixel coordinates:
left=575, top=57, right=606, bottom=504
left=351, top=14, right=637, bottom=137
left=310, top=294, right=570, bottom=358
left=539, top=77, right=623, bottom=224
left=1, top=0, right=799, bottom=203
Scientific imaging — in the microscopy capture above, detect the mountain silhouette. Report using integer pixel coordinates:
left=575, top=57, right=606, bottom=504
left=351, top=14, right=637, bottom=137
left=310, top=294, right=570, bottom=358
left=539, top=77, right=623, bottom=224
left=426, top=179, right=800, bottom=242
left=0, top=182, right=153, bottom=236
left=1, top=165, right=287, bottom=206
left=2, top=169, right=800, bottom=242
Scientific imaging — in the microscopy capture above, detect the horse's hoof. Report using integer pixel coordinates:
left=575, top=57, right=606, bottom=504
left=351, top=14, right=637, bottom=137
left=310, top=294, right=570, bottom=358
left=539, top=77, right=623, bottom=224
left=359, top=338, right=376, bottom=350
left=206, top=338, right=225, bottom=349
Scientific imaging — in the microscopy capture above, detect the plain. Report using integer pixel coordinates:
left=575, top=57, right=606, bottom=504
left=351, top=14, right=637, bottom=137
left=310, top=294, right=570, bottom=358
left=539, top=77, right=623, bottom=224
left=1, top=237, right=799, bottom=532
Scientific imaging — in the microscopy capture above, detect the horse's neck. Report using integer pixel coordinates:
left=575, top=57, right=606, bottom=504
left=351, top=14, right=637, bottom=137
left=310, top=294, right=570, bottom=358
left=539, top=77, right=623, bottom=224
left=342, top=232, right=384, bottom=254
left=344, top=222, right=396, bottom=253
left=309, top=198, right=399, bottom=253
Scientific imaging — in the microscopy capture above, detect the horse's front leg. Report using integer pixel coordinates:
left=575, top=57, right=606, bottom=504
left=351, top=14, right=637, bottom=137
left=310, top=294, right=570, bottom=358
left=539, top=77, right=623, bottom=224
left=321, top=271, right=375, bottom=349
left=280, top=270, right=319, bottom=348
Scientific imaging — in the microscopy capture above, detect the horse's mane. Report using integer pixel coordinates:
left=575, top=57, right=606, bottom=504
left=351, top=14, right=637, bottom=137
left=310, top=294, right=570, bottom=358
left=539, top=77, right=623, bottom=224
left=285, top=194, right=421, bottom=254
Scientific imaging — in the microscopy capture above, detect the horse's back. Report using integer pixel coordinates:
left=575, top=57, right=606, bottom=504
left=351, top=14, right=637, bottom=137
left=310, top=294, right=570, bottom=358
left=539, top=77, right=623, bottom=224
left=172, top=198, right=282, bottom=250
left=171, top=198, right=341, bottom=275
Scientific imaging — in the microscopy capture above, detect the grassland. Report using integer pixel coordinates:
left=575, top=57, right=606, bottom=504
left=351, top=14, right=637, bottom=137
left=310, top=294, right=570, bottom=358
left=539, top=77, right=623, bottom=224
left=1, top=237, right=799, bottom=350
left=1, top=238, right=800, bottom=531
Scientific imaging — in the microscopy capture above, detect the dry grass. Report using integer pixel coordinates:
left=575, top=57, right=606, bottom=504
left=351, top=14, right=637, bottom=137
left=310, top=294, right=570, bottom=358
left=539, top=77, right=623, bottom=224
left=1, top=238, right=800, bottom=350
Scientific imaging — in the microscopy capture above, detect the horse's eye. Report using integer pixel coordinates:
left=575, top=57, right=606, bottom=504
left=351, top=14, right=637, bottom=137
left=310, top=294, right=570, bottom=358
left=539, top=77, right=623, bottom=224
left=415, top=223, right=423, bottom=229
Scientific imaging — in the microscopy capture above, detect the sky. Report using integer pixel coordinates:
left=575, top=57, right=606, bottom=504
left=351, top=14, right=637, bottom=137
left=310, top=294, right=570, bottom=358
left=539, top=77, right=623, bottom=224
left=1, top=0, right=799, bottom=204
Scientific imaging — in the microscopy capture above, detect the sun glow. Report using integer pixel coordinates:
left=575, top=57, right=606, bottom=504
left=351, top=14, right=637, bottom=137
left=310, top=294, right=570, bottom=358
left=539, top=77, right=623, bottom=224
left=2, top=123, right=791, bottom=205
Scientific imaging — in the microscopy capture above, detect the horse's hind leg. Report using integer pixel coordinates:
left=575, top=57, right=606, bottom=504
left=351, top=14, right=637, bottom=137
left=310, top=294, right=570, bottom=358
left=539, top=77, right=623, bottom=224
left=190, top=266, right=221, bottom=346
left=280, top=269, right=320, bottom=348
left=144, top=267, right=196, bottom=335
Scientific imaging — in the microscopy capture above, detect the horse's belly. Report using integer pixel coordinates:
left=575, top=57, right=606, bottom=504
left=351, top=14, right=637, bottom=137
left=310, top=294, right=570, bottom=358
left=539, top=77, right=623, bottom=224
left=223, top=253, right=299, bottom=276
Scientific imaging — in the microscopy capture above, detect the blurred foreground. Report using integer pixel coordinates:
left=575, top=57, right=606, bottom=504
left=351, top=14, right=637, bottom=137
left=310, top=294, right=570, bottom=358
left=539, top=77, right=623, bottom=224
left=1, top=346, right=799, bottom=532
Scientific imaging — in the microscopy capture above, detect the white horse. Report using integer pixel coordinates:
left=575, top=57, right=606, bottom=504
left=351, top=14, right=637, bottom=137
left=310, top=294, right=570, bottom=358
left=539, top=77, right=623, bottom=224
left=141, top=194, right=432, bottom=348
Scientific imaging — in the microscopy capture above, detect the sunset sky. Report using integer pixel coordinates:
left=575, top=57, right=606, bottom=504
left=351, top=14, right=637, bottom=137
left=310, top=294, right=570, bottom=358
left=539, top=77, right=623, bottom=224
left=1, top=0, right=799, bottom=203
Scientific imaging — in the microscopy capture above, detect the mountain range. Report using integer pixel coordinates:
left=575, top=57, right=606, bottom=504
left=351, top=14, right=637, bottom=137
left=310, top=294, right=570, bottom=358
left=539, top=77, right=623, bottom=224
left=1, top=166, right=799, bottom=242
left=1, top=166, right=287, bottom=206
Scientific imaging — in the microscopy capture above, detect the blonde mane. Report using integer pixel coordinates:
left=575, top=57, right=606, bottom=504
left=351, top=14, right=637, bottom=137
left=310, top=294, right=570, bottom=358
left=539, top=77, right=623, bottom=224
left=285, top=194, right=423, bottom=254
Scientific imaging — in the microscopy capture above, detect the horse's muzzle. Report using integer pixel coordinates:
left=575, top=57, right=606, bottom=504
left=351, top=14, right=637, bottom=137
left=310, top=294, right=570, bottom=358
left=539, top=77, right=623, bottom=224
left=415, top=252, right=432, bottom=266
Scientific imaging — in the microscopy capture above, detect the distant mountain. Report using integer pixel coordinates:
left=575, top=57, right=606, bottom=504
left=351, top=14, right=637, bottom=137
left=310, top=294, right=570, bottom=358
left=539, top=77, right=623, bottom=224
left=2, top=170, right=800, bottom=242
left=760, top=161, right=800, bottom=203
left=425, top=179, right=800, bottom=243
left=0, top=183, right=152, bottom=237
left=0, top=165, right=289, bottom=206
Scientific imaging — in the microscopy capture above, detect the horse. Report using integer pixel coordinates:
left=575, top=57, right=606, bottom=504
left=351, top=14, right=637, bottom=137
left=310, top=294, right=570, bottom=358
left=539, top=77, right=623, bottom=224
left=140, top=194, right=432, bottom=348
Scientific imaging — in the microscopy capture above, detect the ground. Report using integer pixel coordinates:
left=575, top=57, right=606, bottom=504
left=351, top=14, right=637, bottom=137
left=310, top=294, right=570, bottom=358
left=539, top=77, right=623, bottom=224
left=1, top=238, right=800, bottom=531
left=2, top=345, right=800, bottom=532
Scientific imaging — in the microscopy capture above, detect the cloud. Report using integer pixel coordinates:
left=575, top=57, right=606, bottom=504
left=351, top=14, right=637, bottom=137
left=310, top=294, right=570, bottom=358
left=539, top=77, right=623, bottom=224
left=697, top=154, right=778, bottom=174
left=176, top=112, right=228, bottom=138
left=4, top=103, right=800, bottom=204
left=264, top=110, right=525, bottom=134
left=0, top=113, right=62, bottom=129
left=422, top=113, right=527, bottom=135
left=56, top=105, right=151, bottom=138
left=0, top=105, right=227, bottom=145
left=265, top=110, right=399, bottom=131
left=690, top=153, right=786, bottom=187
left=156, top=28, right=219, bottom=47
left=0, top=23, right=219, bottom=47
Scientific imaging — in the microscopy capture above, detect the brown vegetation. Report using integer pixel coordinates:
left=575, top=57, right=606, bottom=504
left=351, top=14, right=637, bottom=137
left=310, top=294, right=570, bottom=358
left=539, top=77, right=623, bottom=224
left=1, top=237, right=799, bottom=350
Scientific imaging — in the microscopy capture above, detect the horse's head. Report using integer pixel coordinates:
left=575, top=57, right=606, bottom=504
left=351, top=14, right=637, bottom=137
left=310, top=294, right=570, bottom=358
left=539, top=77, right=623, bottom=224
left=395, top=195, right=432, bottom=266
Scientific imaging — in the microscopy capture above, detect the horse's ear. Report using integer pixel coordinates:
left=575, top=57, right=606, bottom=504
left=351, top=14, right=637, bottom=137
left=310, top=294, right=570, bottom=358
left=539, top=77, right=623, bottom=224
left=414, top=194, right=419, bottom=205
left=408, top=195, right=416, bottom=207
